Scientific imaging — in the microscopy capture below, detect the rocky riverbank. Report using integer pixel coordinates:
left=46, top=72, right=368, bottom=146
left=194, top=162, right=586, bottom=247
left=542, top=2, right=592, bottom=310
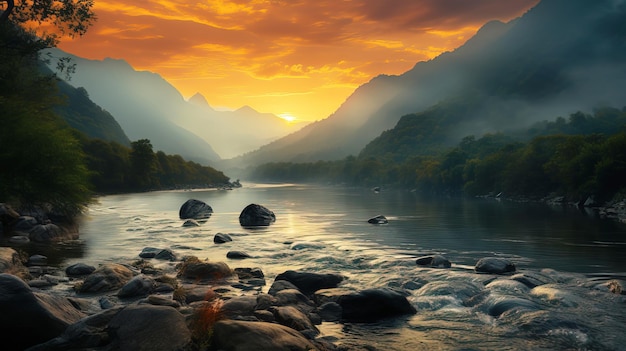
left=1, top=243, right=625, bottom=351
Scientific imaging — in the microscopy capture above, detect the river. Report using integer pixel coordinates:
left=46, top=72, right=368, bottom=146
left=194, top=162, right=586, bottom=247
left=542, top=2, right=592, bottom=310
left=18, top=183, right=626, bottom=350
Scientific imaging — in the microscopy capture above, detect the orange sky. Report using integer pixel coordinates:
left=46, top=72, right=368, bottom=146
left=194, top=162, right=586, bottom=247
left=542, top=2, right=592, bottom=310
left=58, top=0, right=539, bottom=122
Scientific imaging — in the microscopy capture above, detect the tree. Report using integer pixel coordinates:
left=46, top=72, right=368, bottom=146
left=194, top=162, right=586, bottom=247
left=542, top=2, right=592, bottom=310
left=129, top=139, right=158, bottom=190
left=0, top=0, right=95, bottom=216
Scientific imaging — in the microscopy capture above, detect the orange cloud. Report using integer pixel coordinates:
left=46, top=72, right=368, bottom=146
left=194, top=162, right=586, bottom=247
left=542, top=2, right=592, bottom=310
left=58, top=0, right=539, bottom=122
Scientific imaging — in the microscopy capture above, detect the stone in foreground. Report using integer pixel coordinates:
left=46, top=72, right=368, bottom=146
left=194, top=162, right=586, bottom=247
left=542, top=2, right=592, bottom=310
left=211, top=320, right=319, bottom=351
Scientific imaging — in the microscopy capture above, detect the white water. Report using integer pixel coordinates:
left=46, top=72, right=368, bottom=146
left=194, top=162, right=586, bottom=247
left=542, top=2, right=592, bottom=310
left=32, top=184, right=626, bottom=350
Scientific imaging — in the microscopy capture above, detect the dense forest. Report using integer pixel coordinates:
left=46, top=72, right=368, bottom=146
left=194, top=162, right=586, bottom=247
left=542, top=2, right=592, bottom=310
left=0, top=16, right=230, bottom=217
left=249, top=107, right=626, bottom=203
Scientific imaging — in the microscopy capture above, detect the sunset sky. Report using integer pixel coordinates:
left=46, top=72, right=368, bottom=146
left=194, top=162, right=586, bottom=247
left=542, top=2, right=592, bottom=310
left=58, top=0, right=539, bottom=122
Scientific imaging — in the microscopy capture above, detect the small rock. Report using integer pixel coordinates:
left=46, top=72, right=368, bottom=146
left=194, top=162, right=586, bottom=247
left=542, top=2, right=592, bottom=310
left=182, top=219, right=200, bottom=227
left=415, top=255, right=451, bottom=268
left=234, top=267, right=264, bottom=279
left=227, top=251, right=252, bottom=259
left=475, top=257, right=516, bottom=274
left=65, top=263, right=96, bottom=276
left=28, top=254, right=48, bottom=266
left=367, top=215, right=388, bottom=224
left=214, top=233, right=233, bottom=244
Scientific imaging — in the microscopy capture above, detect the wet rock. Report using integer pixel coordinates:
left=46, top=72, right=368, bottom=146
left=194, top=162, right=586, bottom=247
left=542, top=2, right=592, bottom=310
left=368, top=214, right=388, bottom=224
left=415, top=255, right=452, bottom=268
left=222, top=295, right=258, bottom=318
left=213, top=232, right=233, bottom=243
left=272, top=305, right=318, bottom=334
left=485, top=279, right=530, bottom=294
left=227, top=250, right=252, bottom=259
left=179, top=199, right=213, bottom=220
left=239, top=203, right=276, bottom=226
left=182, top=219, right=200, bottom=227
left=475, top=257, right=516, bottom=274
left=118, top=275, right=156, bottom=298
left=211, top=320, right=319, bottom=351
left=479, top=295, right=538, bottom=317
left=268, top=280, right=300, bottom=296
left=274, top=289, right=316, bottom=314
left=274, top=270, right=344, bottom=296
left=318, top=301, right=342, bottom=322
left=314, top=287, right=356, bottom=305
left=289, top=242, right=325, bottom=250
left=107, top=305, right=191, bottom=350
left=65, top=263, right=96, bottom=277
left=0, top=273, right=86, bottom=350
left=254, top=309, right=275, bottom=322
left=178, top=257, right=233, bottom=281
left=139, top=247, right=176, bottom=261
left=79, top=263, right=134, bottom=293
left=510, top=271, right=555, bottom=288
left=147, top=294, right=181, bottom=308
left=338, top=288, right=417, bottom=322
left=607, top=279, right=625, bottom=295
left=234, top=267, right=264, bottom=279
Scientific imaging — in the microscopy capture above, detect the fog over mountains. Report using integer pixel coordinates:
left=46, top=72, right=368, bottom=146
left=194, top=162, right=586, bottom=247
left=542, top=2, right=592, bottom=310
left=48, top=0, right=625, bottom=170
left=230, top=0, right=626, bottom=167
left=45, top=49, right=307, bottom=162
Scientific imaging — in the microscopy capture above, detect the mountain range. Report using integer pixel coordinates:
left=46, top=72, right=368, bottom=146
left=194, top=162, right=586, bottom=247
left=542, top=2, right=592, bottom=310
left=49, top=0, right=626, bottom=172
left=45, top=49, right=307, bottom=162
left=229, top=0, right=626, bottom=167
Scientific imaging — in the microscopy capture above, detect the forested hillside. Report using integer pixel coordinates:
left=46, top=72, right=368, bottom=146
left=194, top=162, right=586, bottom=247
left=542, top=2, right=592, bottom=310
left=249, top=107, right=626, bottom=203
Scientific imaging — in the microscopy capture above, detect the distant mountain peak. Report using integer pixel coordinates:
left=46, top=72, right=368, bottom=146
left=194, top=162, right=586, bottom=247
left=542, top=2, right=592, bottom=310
left=235, top=105, right=258, bottom=114
left=188, top=93, right=212, bottom=109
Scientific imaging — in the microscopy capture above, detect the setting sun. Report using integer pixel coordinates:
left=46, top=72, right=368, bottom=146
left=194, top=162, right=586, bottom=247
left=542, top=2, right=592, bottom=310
left=278, top=113, right=297, bottom=123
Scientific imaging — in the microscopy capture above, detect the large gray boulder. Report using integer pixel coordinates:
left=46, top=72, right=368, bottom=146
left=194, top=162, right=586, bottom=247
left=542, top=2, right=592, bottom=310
left=239, top=203, right=276, bottom=226
left=211, top=320, right=319, bottom=351
left=338, top=288, right=417, bottom=322
left=0, top=273, right=86, bottom=350
left=78, top=264, right=134, bottom=293
left=179, top=199, right=213, bottom=220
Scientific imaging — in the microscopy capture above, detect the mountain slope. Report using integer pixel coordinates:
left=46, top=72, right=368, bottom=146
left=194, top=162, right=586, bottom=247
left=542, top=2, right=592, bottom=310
left=44, top=50, right=306, bottom=160
left=233, top=0, right=626, bottom=166
left=54, top=78, right=131, bottom=145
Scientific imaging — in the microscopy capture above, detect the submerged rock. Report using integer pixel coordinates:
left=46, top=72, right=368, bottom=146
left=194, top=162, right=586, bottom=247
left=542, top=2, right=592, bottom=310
left=182, top=219, right=200, bottom=227
left=239, top=203, right=276, bottom=226
left=179, top=199, right=213, bottom=220
left=367, top=215, right=388, bottom=224
left=226, top=250, right=252, bottom=259
left=415, top=255, right=452, bottom=268
left=214, top=233, right=233, bottom=243
left=475, top=257, right=516, bottom=274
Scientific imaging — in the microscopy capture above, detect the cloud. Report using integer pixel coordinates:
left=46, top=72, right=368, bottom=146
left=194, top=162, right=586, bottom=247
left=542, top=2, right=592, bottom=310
left=58, top=0, right=539, bottom=121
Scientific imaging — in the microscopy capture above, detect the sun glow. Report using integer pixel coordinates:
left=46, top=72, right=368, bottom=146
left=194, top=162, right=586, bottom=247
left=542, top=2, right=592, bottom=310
left=279, top=113, right=297, bottom=122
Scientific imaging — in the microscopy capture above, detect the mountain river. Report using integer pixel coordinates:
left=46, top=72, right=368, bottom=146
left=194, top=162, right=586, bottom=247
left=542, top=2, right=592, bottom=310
left=11, top=183, right=626, bottom=350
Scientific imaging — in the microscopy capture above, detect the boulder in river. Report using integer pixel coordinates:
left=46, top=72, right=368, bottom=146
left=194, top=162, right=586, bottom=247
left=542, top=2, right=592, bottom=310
left=177, top=256, right=233, bottom=281
left=214, top=233, right=233, bottom=243
left=415, top=255, right=452, bottom=268
left=239, top=203, right=276, bottom=226
left=338, top=288, right=417, bottom=322
left=226, top=250, right=252, bottom=259
left=367, top=215, right=388, bottom=224
left=178, top=199, right=213, bottom=220
left=29, top=223, right=76, bottom=243
left=274, top=270, right=344, bottom=296
left=475, top=257, right=516, bottom=274
left=65, top=263, right=96, bottom=277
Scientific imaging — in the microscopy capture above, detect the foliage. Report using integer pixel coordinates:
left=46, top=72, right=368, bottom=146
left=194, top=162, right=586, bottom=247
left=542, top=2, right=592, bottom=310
left=0, top=20, right=93, bottom=216
left=189, top=298, right=224, bottom=350
left=248, top=107, right=626, bottom=202
left=81, top=138, right=231, bottom=193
